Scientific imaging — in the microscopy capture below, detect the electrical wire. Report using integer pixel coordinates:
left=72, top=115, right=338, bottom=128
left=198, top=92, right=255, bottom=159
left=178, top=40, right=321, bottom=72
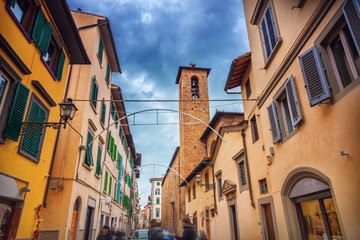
left=71, top=98, right=257, bottom=102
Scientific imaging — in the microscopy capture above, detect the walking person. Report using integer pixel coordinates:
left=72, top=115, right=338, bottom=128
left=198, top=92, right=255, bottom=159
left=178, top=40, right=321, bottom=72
left=197, top=229, right=208, bottom=240
left=148, top=219, right=165, bottom=240
left=96, top=225, right=113, bottom=240
left=169, top=217, right=197, bottom=240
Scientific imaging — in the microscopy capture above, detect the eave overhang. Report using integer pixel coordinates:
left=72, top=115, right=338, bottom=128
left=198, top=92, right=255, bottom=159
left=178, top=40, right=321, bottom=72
left=179, top=158, right=211, bottom=187
left=224, top=52, right=251, bottom=91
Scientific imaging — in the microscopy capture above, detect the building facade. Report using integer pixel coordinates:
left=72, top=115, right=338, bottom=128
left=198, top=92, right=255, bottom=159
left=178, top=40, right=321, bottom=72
left=0, top=0, right=89, bottom=239
left=222, top=0, right=360, bottom=239
left=149, top=177, right=163, bottom=221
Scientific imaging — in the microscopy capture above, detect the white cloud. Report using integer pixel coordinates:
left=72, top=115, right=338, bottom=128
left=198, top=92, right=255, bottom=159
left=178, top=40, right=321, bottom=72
left=141, top=12, right=152, bottom=24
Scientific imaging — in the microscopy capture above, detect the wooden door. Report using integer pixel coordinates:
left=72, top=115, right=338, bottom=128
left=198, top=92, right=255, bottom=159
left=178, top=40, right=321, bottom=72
left=262, top=204, right=275, bottom=240
left=69, top=210, right=77, bottom=240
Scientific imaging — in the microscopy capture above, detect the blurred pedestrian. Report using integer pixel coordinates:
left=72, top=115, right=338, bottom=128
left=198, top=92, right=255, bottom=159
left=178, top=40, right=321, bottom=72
left=197, top=229, right=208, bottom=240
left=96, top=225, right=113, bottom=240
left=169, top=218, right=197, bottom=240
left=148, top=219, right=165, bottom=240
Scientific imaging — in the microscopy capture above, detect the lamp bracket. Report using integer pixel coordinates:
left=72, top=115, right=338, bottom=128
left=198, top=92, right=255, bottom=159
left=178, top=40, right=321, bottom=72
left=20, top=122, right=65, bottom=136
left=198, top=183, right=215, bottom=190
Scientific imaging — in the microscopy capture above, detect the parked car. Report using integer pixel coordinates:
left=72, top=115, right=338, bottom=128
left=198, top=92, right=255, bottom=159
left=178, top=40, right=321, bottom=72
left=130, top=229, right=174, bottom=240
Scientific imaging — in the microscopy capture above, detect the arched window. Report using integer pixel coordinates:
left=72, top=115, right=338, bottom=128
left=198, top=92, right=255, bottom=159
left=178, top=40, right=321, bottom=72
left=191, top=77, right=199, bottom=98
left=156, top=208, right=160, bottom=218
left=155, top=188, right=160, bottom=195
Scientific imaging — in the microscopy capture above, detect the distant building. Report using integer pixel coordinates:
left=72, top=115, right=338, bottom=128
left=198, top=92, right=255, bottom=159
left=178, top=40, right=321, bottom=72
left=149, top=177, right=163, bottom=222
left=0, top=0, right=89, bottom=239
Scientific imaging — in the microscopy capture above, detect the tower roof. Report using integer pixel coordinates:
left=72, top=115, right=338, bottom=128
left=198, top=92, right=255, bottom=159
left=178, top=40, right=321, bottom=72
left=175, top=65, right=211, bottom=84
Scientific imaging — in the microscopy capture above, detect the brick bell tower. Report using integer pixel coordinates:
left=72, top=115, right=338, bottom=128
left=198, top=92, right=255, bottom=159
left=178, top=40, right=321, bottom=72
left=176, top=63, right=211, bottom=178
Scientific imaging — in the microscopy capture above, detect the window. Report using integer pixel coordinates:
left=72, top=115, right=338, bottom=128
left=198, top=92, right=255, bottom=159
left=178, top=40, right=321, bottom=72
left=108, top=176, right=112, bottom=195
left=95, top=145, right=102, bottom=176
left=301, top=0, right=360, bottom=106
left=191, top=77, right=199, bottom=98
left=245, top=78, right=251, bottom=99
left=155, top=208, right=160, bottom=218
left=259, top=178, right=268, bottom=194
left=18, top=94, right=49, bottom=163
left=193, top=183, right=196, bottom=199
left=100, top=99, right=106, bottom=125
left=104, top=171, right=108, bottom=192
left=260, top=4, right=279, bottom=59
left=157, top=182, right=160, bottom=186
left=84, top=129, right=94, bottom=167
left=156, top=198, right=160, bottom=204
left=155, top=188, right=160, bottom=195
left=188, top=187, right=191, bottom=202
left=7, top=0, right=38, bottom=41
left=204, top=171, right=210, bottom=192
left=217, top=177, right=223, bottom=200
left=250, top=115, right=259, bottom=143
left=90, top=76, right=98, bottom=109
left=42, top=35, right=65, bottom=81
left=105, top=63, right=111, bottom=85
left=268, top=76, right=302, bottom=144
left=0, top=74, right=10, bottom=115
left=238, top=161, right=247, bottom=187
left=98, top=37, right=104, bottom=64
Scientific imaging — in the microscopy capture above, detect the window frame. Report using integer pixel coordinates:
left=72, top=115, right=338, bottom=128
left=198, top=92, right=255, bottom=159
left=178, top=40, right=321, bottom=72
left=237, top=159, right=249, bottom=192
left=245, top=78, right=251, bottom=99
left=204, top=171, right=210, bottom=192
left=193, top=183, right=196, bottom=199
left=258, top=2, right=282, bottom=69
left=216, top=174, right=223, bottom=201
left=250, top=115, right=259, bottom=143
left=6, top=0, right=39, bottom=43
left=259, top=178, right=269, bottom=195
left=90, top=76, right=98, bottom=111
left=188, top=186, right=191, bottom=202
left=315, top=8, right=360, bottom=104
left=84, top=127, right=95, bottom=168
left=18, top=93, right=49, bottom=163
left=41, top=33, right=64, bottom=81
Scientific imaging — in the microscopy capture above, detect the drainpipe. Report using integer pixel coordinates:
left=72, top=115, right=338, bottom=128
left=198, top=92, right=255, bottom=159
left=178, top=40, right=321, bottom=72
left=241, top=129, right=255, bottom=208
left=210, top=163, right=218, bottom=214
left=42, top=64, right=73, bottom=207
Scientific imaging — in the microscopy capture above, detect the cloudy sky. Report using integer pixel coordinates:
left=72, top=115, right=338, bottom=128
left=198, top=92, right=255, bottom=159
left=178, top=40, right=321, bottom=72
left=68, top=0, right=249, bottom=207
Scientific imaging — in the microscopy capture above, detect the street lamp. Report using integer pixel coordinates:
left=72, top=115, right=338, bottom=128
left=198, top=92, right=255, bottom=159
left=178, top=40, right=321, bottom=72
left=196, top=174, right=214, bottom=189
left=59, top=98, right=78, bottom=129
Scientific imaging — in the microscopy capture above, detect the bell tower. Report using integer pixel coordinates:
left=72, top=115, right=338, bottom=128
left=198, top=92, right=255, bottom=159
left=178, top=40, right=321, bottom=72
left=176, top=63, right=211, bottom=178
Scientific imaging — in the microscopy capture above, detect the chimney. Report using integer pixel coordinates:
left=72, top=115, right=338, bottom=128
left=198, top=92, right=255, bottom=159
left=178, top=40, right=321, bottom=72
left=189, top=63, right=196, bottom=68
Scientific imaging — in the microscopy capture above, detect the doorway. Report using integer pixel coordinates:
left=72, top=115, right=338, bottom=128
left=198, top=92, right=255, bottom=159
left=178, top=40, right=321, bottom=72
left=69, top=197, right=81, bottom=240
left=229, top=204, right=239, bottom=240
left=84, top=206, right=94, bottom=240
left=261, top=203, right=276, bottom=240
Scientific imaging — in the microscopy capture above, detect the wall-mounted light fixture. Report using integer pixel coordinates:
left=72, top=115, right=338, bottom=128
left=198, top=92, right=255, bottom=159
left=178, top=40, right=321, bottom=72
left=195, top=174, right=214, bottom=190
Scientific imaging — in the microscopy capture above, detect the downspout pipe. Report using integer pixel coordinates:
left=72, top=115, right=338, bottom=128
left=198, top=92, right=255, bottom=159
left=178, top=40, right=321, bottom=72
left=210, top=162, right=218, bottom=214
left=43, top=64, right=73, bottom=207
left=241, top=129, right=255, bottom=208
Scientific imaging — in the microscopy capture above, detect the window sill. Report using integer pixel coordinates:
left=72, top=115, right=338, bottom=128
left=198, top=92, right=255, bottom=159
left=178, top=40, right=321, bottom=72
left=82, top=162, right=93, bottom=171
left=40, top=56, right=57, bottom=81
left=6, top=4, right=32, bottom=44
left=18, top=147, right=39, bottom=164
left=331, top=77, right=360, bottom=105
left=263, top=38, right=283, bottom=70
left=281, top=127, right=300, bottom=144
left=100, top=120, right=105, bottom=130
left=239, top=185, right=249, bottom=193
left=89, top=102, right=98, bottom=115
left=94, top=173, right=101, bottom=179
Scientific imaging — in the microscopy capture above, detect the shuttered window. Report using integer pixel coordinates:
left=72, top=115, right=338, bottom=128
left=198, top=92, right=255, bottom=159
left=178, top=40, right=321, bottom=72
left=98, top=37, right=104, bottom=64
left=113, top=144, right=117, bottom=161
left=8, top=0, right=16, bottom=8
left=90, top=76, right=98, bottom=109
left=105, top=63, right=110, bottom=85
left=5, top=82, right=30, bottom=141
left=56, top=50, right=65, bottom=81
left=104, top=171, right=108, bottom=192
left=101, top=99, right=106, bottom=125
left=118, top=155, right=123, bottom=173
left=110, top=136, right=114, bottom=155
left=343, top=0, right=360, bottom=55
left=109, top=176, right=112, bottom=195
left=285, top=76, right=302, bottom=127
left=21, top=101, right=46, bottom=158
left=84, top=130, right=94, bottom=166
left=299, top=46, right=330, bottom=106
left=32, top=10, right=52, bottom=55
left=96, top=145, right=102, bottom=175
left=260, top=4, right=278, bottom=59
left=114, top=183, right=117, bottom=199
left=107, top=131, right=111, bottom=151
left=250, top=115, right=259, bottom=143
left=116, top=183, right=121, bottom=202
left=267, top=102, right=281, bottom=144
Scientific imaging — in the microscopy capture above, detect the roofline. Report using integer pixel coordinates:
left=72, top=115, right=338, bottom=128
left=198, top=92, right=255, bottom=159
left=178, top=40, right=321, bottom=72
left=175, top=66, right=211, bottom=84
left=200, top=111, right=244, bottom=141
left=179, top=158, right=211, bottom=187
left=162, top=146, right=180, bottom=185
left=224, top=52, right=251, bottom=91
left=149, top=178, right=163, bottom=182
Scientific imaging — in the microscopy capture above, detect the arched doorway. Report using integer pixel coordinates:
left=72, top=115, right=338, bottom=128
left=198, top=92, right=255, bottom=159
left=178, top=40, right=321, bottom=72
left=281, top=167, right=344, bottom=240
left=69, top=197, right=81, bottom=240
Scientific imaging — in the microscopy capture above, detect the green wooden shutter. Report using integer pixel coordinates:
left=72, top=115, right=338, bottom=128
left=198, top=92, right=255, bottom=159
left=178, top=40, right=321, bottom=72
left=32, top=10, right=46, bottom=47
left=96, top=146, right=102, bottom=175
left=104, top=171, right=108, bottom=192
left=8, top=0, right=17, bottom=8
left=21, top=101, right=46, bottom=157
left=101, top=99, right=106, bottom=124
left=39, top=21, right=52, bottom=55
left=109, top=176, right=112, bottom=195
left=91, top=76, right=97, bottom=109
left=285, top=76, right=302, bottom=127
left=119, top=155, right=123, bottom=175
left=105, top=63, right=110, bottom=85
left=113, top=144, right=117, bottom=161
left=5, top=83, right=30, bottom=141
left=343, top=0, right=360, bottom=55
left=56, top=50, right=65, bottom=81
left=107, top=131, right=111, bottom=151
left=85, top=131, right=93, bottom=166
left=98, top=38, right=103, bottom=64
left=114, top=183, right=117, bottom=199
left=110, top=137, right=114, bottom=155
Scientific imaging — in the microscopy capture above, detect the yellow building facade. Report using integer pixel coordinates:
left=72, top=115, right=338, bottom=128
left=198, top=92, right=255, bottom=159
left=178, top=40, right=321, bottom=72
left=223, top=0, right=360, bottom=239
left=0, top=0, right=89, bottom=239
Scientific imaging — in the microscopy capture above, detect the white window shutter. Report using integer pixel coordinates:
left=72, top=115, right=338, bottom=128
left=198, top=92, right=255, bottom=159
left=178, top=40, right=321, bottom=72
left=267, top=102, right=282, bottom=144
left=285, top=76, right=303, bottom=127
